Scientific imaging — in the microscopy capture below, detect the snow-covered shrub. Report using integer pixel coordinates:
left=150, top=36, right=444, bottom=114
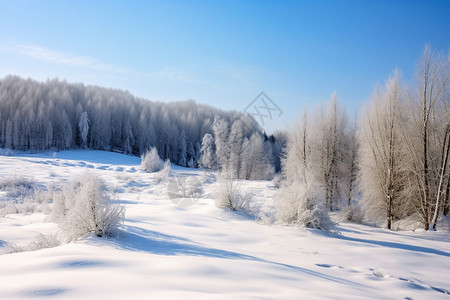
left=1, top=201, right=18, bottom=215
left=1, top=234, right=61, bottom=255
left=215, top=176, right=269, bottom=221
left=257, top=205, right=277, bottom=225
left=0, top=242, right=22, bottom=254
left=0, top=176, right=36, bottom=198
left=141, top=147, right=163, bottom=173
left=155, top=160, right=171, bottom=183
left=277, top=180, right=333, bottom=230
left=0, top=176, right=52, bottom=216
left=27, top=234, right=61, bottom=251
left=335, top=205, right=364, bottom=224
left=215, top=175, right=253, bottom=211
left=54, top=172, right=125, bottom=241
left=49, top=181, right=74, bottom=223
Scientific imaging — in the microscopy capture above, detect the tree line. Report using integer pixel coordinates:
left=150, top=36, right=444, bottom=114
left=0, top=75, right=284, bottom=179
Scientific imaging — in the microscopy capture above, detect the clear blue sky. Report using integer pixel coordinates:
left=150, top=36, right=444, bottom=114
left=0, top=0, right=448, bottom=132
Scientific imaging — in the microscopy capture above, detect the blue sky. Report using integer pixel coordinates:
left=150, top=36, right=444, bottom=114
left=0, top=0, right=449, bottom=132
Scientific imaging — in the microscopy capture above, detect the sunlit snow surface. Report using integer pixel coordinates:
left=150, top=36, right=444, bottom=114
left=0, top=150, right=449, bottom=299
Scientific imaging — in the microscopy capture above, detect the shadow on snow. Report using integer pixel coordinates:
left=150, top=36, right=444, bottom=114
left=90, top=225, right=368, bottom=289
left=316, top=229, right=450, bottom=258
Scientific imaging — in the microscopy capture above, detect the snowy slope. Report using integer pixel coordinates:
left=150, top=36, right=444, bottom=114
left=0, top=150, right=449, bottom=299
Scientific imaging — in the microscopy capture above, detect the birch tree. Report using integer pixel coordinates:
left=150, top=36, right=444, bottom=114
left=312, top=93, right=347, bottom=211
left=403, top=46, right=448, bottom=230
left=359, top=70, right=407, bottom=229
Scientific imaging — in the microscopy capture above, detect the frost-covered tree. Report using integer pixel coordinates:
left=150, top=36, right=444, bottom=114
left=122, top=121, right=134, bottom=155
left=359, top=70, right=406, bottom=229
left=178, top=130, right=187, bottom=167
left=187, top=142, right=195, bottom=168
left=402, top=45, right=449, bottom=230
left=4, top=119, right=12, bottom=149
left=312, top=93, right=347, bottom=211
left=78, top=111, right=89, bottom=148
left=271, top=131, right=287, bottom=173
left=194, top=141, right=201, bottom=167
left=200, top=133, right=217, bottom=169
left=241, top=133, right=274, bottom=180
left=276, top=109, right=332, bottom=230
left=228, top=120, right=244, bottom=178
left=342, top=118, right=359, bottom=206
left=212, top=117, right=230, bottom=171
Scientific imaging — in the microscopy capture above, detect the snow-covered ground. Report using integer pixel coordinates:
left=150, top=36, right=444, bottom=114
left=0, top=150, right=449, bottom=299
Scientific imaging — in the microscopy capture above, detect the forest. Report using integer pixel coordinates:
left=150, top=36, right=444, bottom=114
left=0, top=75, right=284, bottom=180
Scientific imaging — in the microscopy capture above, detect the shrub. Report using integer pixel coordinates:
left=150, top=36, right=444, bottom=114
left=55, top=172, right=125, bottom=241
left=0, top=176, right=52, bottom=216
left=155, top=160, right=171, bottom=183
left=276, top=180, right=333, bottom=230
left=141, top=147, right=163, bottom=173
left=1, top=234, right=61, bottom=255
left=335, top=205, right=364, bottom=224
left=215, top=175, right=253, bottom=211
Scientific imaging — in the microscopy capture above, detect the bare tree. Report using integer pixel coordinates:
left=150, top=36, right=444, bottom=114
left=359, top=70, right=406, bottom=229
left=276, top=108, right=332, bottom=229
left=312, top=93, right=347, bottom=211
left=343, top=118, right=359, bottom=206
left=403, top=45, right=447, bottom=230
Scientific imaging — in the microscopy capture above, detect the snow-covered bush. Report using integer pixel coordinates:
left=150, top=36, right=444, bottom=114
left=141, top=147, right=163, bottom=173
left=54, top=172, right=125, bottom=241
left=155, top=160, right=171, bottom=183
left=1, top=234, right=61, bottom=255
left=27, top=234, right=61, bottom=251
left=277, top=180, right=333, bottom=230
left=0, top=201, right=18, bottom=215
left=0, top=176, right=36, bottom=198
left=335, top=205, right=364, bottom=224
left=0, top=176, right=52, bottom=216
left=215, top=175, right=253, bottom=211
left=0, top=242, right=22, bottom=254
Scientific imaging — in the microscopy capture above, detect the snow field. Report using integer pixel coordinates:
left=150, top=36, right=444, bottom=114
left=0, top=150, right=449, bottom=299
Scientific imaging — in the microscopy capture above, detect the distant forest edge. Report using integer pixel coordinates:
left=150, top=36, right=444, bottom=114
left=0, top=75, right=284, bottom=173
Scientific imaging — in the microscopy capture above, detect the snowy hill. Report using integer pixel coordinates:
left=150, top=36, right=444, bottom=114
left=0, top=150, right=449, bottom=299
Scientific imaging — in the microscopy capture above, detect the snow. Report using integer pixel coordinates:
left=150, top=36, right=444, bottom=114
left=0, top=150, right=449, bottom=299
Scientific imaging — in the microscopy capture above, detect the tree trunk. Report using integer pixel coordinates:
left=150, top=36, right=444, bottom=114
left=431, top=127, right=450, bottom=229
left=387, top=194, right=392, bottom=230
left=423, top=128, right=430, bottom=230
left=444, top=180, right=450, bottom=215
